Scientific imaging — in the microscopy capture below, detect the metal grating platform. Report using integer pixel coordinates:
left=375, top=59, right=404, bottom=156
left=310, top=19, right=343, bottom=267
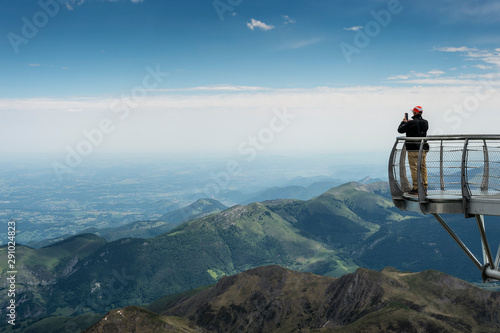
left=389, top=135, right=500, bottom=281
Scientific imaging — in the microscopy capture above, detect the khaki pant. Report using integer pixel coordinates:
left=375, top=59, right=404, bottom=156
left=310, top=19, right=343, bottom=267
left=408, top=151, right=428, bottom=190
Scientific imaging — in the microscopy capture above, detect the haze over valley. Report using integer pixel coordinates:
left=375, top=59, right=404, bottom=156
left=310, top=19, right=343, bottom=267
left=0, top=153, right=387, bottom=246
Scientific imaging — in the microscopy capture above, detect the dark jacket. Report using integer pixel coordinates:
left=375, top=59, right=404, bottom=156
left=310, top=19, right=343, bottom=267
left=397, top=114, right=429, bottom=151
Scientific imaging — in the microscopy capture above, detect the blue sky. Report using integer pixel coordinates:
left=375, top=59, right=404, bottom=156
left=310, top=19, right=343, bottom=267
left=1, top=0, right=500, bottom=159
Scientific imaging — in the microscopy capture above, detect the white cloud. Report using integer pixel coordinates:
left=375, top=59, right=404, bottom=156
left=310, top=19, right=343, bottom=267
left=386, top=74, right=410, bottom=80
left=65, top=0, right=85, bottom=10
left=2, top=85, right=499, bottom=154
left=433, top=46, right=500, bottom=67
left=387, top=71, right=500, bottom=85
left=389, top=47, right=500, bottom=85
left=0, top=97, right=110, bottom=113
left=452, top=47, right=500, bottom=68
left=282, top=15, right=296, bottom=24
left=474, top=64, right=493, bottom=70
left=387, top=70, right=445, bottom=80
left=387, top=76, right=500, bottom=86
left=433, top=46, right=478, bottom=53
left=427, top=70, right=446, bottom=76
left=344, top=26, right=363, bottom=31
left=457, top=73, right=500, bottom=80
left=247, top=19, right=275, bottom=31
left=147, top=85, right=271, bottom=92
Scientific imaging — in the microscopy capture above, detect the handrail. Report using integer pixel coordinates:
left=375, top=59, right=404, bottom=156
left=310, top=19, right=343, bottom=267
left=397, top=135, right=500, bottom=141
left=389, top=135, right=500, bottom=217
left=461, top=139, right=470, bottom=215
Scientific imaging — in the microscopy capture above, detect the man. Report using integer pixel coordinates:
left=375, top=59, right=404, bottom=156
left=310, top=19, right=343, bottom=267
left=397, top=106, right=429, bottom=194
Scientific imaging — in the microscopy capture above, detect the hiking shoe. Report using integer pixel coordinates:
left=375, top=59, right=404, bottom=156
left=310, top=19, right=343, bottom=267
left=408, top=189, right=418, bottom=195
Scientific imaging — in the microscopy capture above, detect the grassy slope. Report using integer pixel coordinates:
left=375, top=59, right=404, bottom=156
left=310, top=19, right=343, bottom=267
left=0, top=312, right=103, bottom=333
left=47, top=201, right=356, bottom=316
left=0, top=233, right=106, bottom=273
left=0, top=234, right=107, bottom=320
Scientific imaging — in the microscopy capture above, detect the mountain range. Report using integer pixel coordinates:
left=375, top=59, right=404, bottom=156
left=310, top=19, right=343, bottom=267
left=87, top=265, right=500, bottom=332
left=2, top=181, right=499, bottom=331
left=239, top=176, right=382, bottom=204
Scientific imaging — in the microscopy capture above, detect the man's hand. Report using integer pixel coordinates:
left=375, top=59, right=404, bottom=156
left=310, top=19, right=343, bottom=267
left=402, top=117, right=408, bottom=122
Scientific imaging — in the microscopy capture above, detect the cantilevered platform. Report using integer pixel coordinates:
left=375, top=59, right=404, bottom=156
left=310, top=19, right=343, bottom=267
left=396, top=190, right=500, bottom=216
left=389, top=135, right=500, bottom=281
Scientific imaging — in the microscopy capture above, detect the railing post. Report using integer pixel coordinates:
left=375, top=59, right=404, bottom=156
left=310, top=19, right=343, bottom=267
left=440, top=140, right=445, bottom=190
left=461, top=139, right=472, bottom=217
left=417, top=139, right=428, bottom=208
left=388, top=140, right=404, bottom=198
left=481, top=139, right=489, bottom=192
left=399, top=145, right=411, bottom=192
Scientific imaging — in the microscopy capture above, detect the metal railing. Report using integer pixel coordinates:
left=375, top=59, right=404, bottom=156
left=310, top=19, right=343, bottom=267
left=389, top=135, right=500, bottom=281
left=389, top=135, right=500, bottom=216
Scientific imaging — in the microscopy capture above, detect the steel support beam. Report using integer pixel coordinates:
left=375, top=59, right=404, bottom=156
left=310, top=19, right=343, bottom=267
left=432, top=213, right=482, bottom=270
left=475, top=215, right=495, bottom=269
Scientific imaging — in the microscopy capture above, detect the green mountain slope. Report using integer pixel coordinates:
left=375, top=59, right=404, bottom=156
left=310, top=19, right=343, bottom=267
left=49, top=201, right=355, bottom=316
left=0, top=234, right=106, bottom=320
left=0, top=312, right=102, bottom=333
left=159, top=198, right=228, bottom=224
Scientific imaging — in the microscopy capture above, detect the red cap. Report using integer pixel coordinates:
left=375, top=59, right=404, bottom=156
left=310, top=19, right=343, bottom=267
left=412, top=106, right=423, bottom=113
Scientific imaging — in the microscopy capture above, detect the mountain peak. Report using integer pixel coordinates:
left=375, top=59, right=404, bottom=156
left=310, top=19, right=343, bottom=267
left=357, top=176, right=384, bottom=184
left=320, top=180, right=389, bottom=198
